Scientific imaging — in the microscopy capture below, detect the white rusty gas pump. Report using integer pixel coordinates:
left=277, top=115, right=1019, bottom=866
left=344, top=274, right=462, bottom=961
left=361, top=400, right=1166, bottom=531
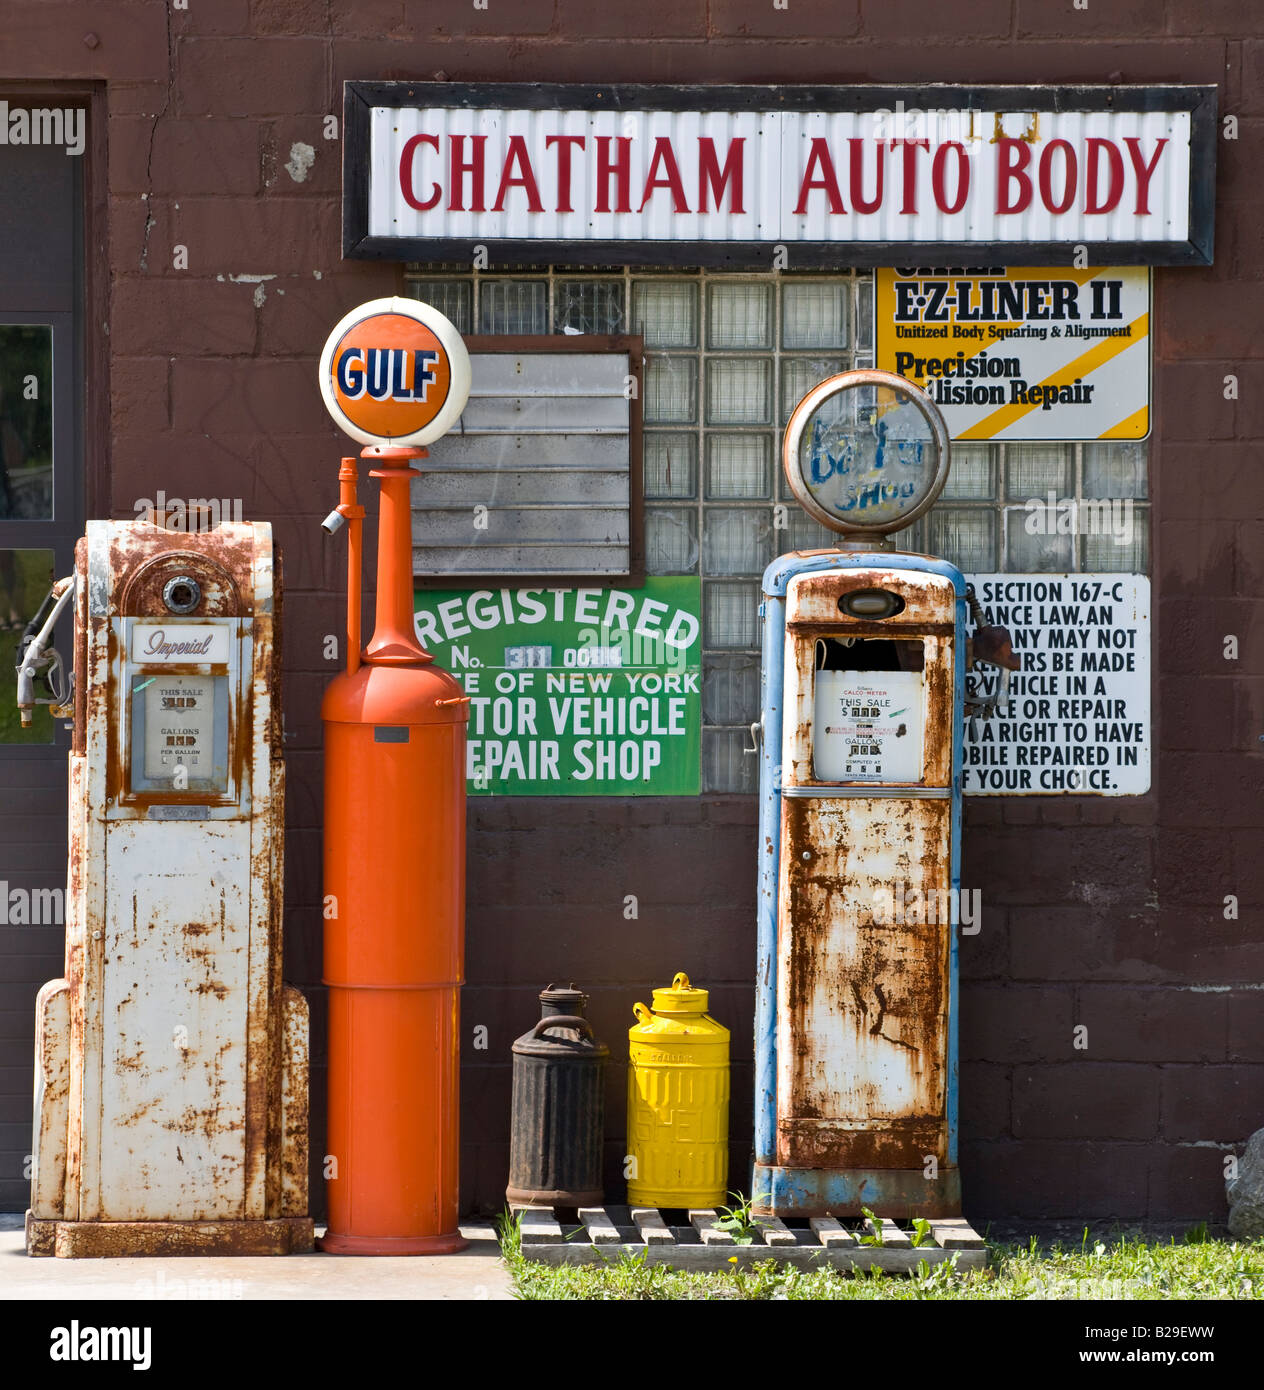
left=753, top=370, right=1017, bottom=1219
left=23, top=519, right=312, bottom=1257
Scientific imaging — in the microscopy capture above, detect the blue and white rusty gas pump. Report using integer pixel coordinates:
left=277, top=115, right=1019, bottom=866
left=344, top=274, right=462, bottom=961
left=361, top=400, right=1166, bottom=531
left=753, top=369, right=1016, bottom=1219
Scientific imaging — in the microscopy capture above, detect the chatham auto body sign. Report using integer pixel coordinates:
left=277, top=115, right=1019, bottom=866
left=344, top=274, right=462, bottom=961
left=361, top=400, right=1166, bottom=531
left=349, top=85, right=1214, bottom=264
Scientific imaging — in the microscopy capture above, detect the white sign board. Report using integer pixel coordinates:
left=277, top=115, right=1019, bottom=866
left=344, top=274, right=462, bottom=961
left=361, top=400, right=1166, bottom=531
left=347, top=84, right=1216, bottom=266
left=962, top=573, right=1149, bottom=795
left=372, top=107, right=1190, bottom=246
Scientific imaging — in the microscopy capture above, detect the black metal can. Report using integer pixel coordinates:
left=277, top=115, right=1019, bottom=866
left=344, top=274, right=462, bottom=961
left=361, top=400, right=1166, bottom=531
left=507, top=984, right=608, bottom=1207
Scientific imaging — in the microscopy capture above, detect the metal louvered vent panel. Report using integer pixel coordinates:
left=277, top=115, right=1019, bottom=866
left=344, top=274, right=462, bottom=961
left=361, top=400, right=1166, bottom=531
left=415, top=347, right=635, bottom=577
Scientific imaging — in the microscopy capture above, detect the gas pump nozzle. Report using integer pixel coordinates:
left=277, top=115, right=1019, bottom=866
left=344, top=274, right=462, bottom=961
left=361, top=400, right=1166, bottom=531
left=322, top=457, right=366, bottom=677
left=15, top=575, right=74, bottom=726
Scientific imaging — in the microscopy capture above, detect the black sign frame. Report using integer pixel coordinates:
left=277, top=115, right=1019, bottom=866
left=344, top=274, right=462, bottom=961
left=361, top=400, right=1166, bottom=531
left=343, top=82, right=1217, bottom=269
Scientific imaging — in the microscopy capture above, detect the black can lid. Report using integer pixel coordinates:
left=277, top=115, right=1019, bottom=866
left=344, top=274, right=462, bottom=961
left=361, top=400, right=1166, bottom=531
left=539, top=982, right=587, bottom=1015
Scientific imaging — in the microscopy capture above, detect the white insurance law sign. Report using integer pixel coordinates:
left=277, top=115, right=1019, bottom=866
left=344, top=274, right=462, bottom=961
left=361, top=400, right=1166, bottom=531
left=963, top=574, right=1150, bottom=796
left=344, top=84, right=1216, bottom=266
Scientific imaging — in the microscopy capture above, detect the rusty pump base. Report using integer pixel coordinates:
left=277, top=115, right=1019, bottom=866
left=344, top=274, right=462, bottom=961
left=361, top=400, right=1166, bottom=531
left=26, top=1214, right=313, bottom=1259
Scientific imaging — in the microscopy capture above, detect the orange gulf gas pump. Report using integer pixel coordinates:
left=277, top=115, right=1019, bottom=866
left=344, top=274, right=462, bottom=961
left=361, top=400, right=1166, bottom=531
left=316, top=298, right=472, bottom=1253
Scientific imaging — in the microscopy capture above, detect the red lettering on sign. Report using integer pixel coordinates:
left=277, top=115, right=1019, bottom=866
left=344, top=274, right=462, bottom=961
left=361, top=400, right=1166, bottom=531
left=595, top=135, right=632, bottom=214
left=848, top=139, right=883, bottom=215
left=1124, top=136, right=1167, bottom=214
left=492, top=134, right=544, bottom=212
left=794, top=138, right=846, bottom=215
left=894, top=138, right=929, bottom=214
left=399, top=134, right=441, bottom=212
left=698, top=137, right=745, bottom=214
left=1084, top=138, right=1124, bottom=214
left=1038, top=138, right=1077, bottom=215
left=931, top=142, right=970, bottom=214
left=639, top=137, right=690, bottom=213
left=546, top=134, right=585, bottom=213
left=448, top=134, right=486, bottom=212
left=996, top=138, right=1033, bottom=214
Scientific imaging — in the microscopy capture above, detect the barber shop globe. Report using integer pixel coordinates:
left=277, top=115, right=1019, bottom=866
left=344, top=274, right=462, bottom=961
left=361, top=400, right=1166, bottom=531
left=783, top=369, right=951, bottom=538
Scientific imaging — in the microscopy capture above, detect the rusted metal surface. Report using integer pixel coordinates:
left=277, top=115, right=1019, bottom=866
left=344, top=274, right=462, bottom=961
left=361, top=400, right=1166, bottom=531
left=280, top=985, right=309, bottom=1217
left=27, top=1215, right=313, bottom=1259
left=31, top=980, right=71, bottom=1217
left=775, top=795, right=950, bottom=1171
left=28, top=518, right=310, bottom=1255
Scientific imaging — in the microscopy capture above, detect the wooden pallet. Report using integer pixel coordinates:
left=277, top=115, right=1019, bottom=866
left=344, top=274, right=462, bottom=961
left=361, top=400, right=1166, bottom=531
left=510, top=1205, right=988, bottom=1273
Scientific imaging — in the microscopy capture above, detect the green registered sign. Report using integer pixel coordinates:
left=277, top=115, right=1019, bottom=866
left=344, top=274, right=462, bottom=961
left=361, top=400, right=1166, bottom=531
left=413, top=577, right=702, bottom=796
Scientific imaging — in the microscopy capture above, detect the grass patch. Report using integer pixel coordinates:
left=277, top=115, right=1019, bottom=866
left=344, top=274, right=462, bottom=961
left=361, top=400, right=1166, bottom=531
left=497, top=1213, right=1264, bottom=1301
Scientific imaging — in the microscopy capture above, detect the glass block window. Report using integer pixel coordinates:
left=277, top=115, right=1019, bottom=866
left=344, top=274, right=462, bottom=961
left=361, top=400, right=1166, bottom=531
left=706, top=358, right=772, bottom=425
left=941, top=444, right=995, bottom=501
left=478, top=279, right=547, bottom=334
left=930, top=509, right=998, bottom=573
left=922, top=438, right=1149, bottom=577
left=1006, top=443, right=1070, bottom=499
left=1084, top=440, right=1148, bottom=499
left=645, top=507, right=698, bottom=574
left=780, top=356, right=846, bottom=427
left=644, top=433, right=698, bottom=499
left=404, top=265, right=1149, bottom=790
left=708, top=282, right=773, bottom=349
left=706, top=435, right=772, bottom=500
left=702, top=507, right=772, bottom=577
left=417, top=280, right=473, bottom=334
left=644, top=356, right=698, bottom=424
left=782, top=282, right=849, bottom=350
left=631, top=280, right=698, bottom=347
left=556, top=280, right=624, bottom=335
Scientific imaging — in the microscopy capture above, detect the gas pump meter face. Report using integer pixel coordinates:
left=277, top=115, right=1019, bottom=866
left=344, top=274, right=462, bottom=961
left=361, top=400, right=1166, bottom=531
left=115, top=617, right=246, bottom=813
left=813, top=642, right=925, bottom=782
left=783, top=370, right=951, bottom=538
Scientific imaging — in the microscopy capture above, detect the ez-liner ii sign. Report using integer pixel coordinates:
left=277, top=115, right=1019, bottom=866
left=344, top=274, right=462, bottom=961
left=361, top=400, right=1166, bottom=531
left=876, top=266, right=1150, bottom=440
left=346, top=83, right=1215, bottom=266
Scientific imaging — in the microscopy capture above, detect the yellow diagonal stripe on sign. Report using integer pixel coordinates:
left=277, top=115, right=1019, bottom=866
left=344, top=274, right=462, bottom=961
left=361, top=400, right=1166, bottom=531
left=947, top=268, right=1111, bottom=369
left=957, top=313, right=1149, bottom=440
left=1104, top=403, right=1149, bottom=440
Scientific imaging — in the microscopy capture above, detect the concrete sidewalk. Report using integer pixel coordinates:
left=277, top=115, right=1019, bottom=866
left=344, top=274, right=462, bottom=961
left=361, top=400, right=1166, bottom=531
left=0, top=1216, right=514, bottom=1300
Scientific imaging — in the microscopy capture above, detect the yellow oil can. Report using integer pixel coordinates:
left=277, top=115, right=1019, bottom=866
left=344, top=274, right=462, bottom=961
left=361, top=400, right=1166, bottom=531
left=627, top=972, right=730, bottom=1208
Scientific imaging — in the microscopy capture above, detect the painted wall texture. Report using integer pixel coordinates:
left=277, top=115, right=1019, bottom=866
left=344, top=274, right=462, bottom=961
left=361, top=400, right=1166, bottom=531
left=1, top=0, right=1262, bottom=1224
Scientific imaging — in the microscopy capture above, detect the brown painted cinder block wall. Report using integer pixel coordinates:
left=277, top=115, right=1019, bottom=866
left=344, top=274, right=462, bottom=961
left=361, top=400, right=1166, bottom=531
left=0, top=0, right=1261, bottom=1224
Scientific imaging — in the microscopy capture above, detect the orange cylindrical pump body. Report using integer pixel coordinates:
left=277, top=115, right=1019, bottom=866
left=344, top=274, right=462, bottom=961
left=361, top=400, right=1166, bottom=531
left=320, top=450, right=470, bottom=1254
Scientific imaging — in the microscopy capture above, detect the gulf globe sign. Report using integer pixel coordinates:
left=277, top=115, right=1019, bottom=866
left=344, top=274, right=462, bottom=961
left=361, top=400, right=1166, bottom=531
left=318, top=296, right=471, bottom=446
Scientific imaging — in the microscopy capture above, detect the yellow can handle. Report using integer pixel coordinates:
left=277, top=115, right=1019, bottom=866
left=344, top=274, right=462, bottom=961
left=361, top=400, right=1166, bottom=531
left=672, top=972, right=692, bottom=991
left=633, top=1002, right=652, bottom=1025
